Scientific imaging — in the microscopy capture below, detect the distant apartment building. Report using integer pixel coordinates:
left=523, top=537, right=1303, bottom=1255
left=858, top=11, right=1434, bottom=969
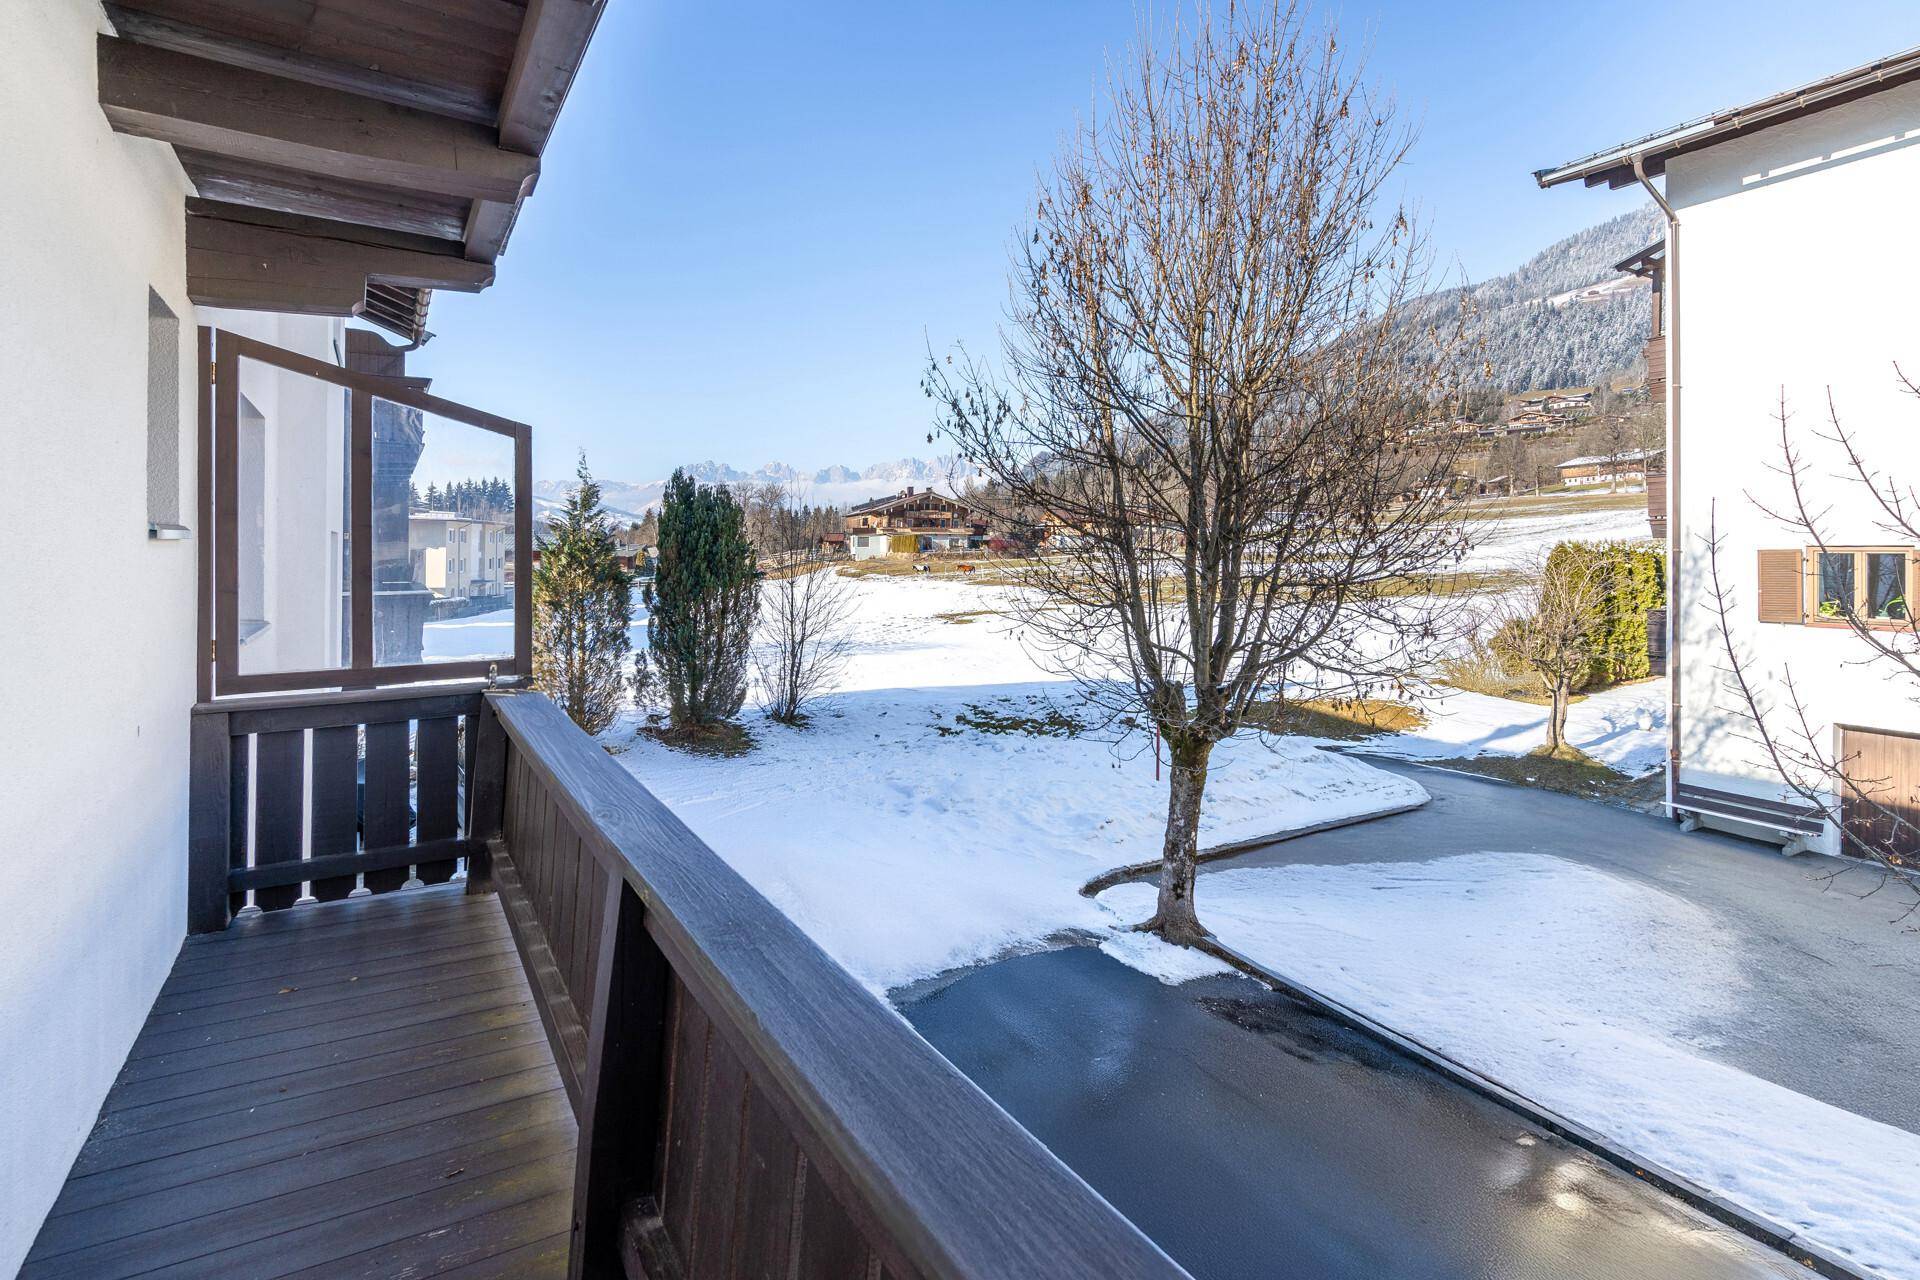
left=409, top=510, right=512, bottom=602
left=1538, top=46, right=1920, bottom=860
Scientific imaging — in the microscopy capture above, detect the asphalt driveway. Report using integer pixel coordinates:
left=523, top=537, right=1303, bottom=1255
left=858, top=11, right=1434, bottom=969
left=1201, top=760, right=1920, bottom=1136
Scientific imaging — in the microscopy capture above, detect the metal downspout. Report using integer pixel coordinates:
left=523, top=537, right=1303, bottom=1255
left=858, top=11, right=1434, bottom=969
left=1634, top=154, right=1681, bottom=814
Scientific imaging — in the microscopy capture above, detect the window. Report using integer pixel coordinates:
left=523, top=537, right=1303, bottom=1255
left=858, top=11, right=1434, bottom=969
left=146, top=289, right=181, bottom=531
left=1816, top=552, right=1856, bottom=620
left=1867, top=553, right=1910, bottom=621
left=1814, top=548, right=1911, bottom=623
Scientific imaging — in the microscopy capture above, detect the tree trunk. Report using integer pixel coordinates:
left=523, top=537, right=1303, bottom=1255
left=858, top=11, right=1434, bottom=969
left=1547, top=681, right=1569, bottom=753
left=1142, top=735, right=1213, bottom=944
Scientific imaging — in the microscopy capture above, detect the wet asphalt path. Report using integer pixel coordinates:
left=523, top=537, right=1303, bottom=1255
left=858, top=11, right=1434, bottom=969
left=1208, top=758, right=1920, bottom=1136
left=903, top=946, right=1803, bottom=1280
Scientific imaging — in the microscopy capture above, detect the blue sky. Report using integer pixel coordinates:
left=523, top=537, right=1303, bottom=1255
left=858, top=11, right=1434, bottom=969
left=405, top=2, right=1916, bottom=484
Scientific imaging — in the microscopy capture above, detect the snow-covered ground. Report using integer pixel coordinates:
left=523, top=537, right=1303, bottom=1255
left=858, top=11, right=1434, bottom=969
left=608, top=575, right=1425, bottom=994
left=422, top=605, right=645, bottom=661
left=422, top=607, right=514, bottom=660
left=1099, top=855, right=1920, bottom=1280
left=1364, top=680, right=1668, bottom=775
left=1456, top=494, right=1656, bottom=573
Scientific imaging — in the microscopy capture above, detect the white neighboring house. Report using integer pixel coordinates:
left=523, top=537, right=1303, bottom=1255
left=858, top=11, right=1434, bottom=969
left=410, top=510, right=513, bottom=602
left=1538, top=48, right=1920, bottom=859
left=1554, top=448, right=1660, bottom=489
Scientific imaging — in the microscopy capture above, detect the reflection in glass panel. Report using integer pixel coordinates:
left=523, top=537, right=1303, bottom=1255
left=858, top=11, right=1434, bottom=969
left=1867, top=552, right=1908, bottom=621
left=371, top=398, right=516, bottom=665
left=1817, top=552, right=1855, bottom=620
left=233, top=356, right=350, bottom=676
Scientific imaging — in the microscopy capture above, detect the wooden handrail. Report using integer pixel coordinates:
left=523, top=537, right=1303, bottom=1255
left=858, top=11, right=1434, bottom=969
left=486, top=689, right=1186, bottom=1280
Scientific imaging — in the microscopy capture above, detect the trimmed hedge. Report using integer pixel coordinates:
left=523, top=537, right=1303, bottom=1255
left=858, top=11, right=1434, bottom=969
left=888, top=533, right=920, bottom=555
left=1545, top=539, right=1666, bottom=685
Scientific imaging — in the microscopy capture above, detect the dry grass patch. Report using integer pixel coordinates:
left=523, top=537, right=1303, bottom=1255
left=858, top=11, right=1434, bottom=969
left=1459, top=490, right=1648, bottom=522
left=1248, top=697, right=1426, bottom=741
left=638, top=720, right=757, bottom=757
left=936, top=699, right=1086, bottom=739
left=1425, top=745, right=1656, bottom=805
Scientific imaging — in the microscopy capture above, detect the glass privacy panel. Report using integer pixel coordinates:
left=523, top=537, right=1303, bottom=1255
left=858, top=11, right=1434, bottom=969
left=371, top=397, right=517, bottom=666
left=232, top=355, right=351, bottom=676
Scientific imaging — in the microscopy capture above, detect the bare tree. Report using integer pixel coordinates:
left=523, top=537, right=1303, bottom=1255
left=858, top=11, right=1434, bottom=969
left=757, top=493, right=858, bottom=723
left=1488, top=552, right=1610, bottom=755
left=1706, top=385, right=1920, bottom=909
left=1492, top=433, right=1536, bottom=496
left=924, top=1, right=1470, bottom=943
left=1594, top=413, right=1636, bottom=493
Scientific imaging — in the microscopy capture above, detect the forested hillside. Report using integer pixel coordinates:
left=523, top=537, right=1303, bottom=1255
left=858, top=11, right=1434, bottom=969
left=1409, top=205, right=1665, bottom=392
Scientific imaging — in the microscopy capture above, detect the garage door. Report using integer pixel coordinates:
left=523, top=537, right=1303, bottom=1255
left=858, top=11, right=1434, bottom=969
left=1839, top=726, right=1920, bottom=867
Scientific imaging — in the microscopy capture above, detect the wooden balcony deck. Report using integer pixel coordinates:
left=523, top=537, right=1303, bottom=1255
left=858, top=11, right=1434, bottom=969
left=20, top=885, right=573, bottom=1280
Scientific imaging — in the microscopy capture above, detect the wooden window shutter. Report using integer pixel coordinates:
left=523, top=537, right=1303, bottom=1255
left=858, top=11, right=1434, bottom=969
left=1756, top=549, right=1806, bottom=623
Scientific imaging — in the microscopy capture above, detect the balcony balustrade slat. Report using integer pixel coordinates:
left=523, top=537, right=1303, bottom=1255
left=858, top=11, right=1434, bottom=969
left=227, top=724, right=250, bottom=918
left=252, top=729, right=307, bottom=911
left=362, top=719, right=413, bottom=894
left=310, top=724, right=361, bottom=901
left=415, top=714, right=462, bottom=884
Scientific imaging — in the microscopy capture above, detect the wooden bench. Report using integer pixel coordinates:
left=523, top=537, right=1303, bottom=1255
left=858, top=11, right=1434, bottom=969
left=1672, top=781, right=1825, bottom=846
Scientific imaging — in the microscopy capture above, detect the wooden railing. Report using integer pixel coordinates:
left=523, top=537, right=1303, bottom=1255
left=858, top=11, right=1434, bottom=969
left=479, top=689, right=1187, bottom=1280
left=187, top=684, right=490, bottom=933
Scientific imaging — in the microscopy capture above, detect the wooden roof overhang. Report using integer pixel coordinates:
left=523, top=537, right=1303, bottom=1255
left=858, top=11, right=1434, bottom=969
left=99, top=0, right=608, bottom=344
left=1614, top=241, right=1665, bottom=280
left=1534, top=43, right=1920, bottom=191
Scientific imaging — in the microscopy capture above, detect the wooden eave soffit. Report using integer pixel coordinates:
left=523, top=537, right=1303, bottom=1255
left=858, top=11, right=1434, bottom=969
left=97, top=36, right=539, bottom=205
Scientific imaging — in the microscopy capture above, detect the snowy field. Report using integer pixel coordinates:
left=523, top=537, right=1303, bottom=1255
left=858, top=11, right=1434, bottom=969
left=608, top=575, right=1426, bottom=994
left=1456, top=493, right=1655, bottom=573
left=1100, top=856, right=1920, bottom=1280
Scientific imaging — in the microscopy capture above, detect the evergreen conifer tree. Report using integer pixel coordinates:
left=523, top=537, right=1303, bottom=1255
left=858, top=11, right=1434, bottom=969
left=532, top=456, right=636, bottom=734
left=645, top=469, right=758, bottom=727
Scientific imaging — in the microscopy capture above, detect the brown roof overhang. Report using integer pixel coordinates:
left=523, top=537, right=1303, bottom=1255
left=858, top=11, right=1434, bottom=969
left=1534, top=44, right=1920, bottom=191
left=100, top=0, right=608, bottom=344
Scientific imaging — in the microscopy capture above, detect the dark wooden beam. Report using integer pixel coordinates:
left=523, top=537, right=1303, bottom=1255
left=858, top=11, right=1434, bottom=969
left=99, top=35, right=539, bottom=204
left=462, top=198, right=520, bottom=265
left=497, top=0, right=608, bottom=154
left=187, top=202, right=493, bottom=315
left=177, top=150, right=471, bottom=241
left=102, top=3, right=499, bottom=125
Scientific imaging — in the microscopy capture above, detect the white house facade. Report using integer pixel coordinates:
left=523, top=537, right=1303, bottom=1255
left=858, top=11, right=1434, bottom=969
left=1539, top=51, right=1920, bottom=859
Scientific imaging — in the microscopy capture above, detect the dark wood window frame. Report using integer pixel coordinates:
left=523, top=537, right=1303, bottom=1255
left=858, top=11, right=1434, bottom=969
left=199, top=326, right=532, bottom=698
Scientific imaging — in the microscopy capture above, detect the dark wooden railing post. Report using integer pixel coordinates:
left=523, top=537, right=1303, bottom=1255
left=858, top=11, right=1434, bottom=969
left=571, top=872, right=669, bottom=1279
left=187, top=708, right=233, bottom=934
left=465, top=696, right=510, bottom=894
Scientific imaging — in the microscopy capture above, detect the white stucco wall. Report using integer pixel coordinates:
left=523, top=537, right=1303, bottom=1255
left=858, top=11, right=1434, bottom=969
left=0, top=1, right=197, bottom=1269
left=1666, top=80, right=1920, bottom=850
